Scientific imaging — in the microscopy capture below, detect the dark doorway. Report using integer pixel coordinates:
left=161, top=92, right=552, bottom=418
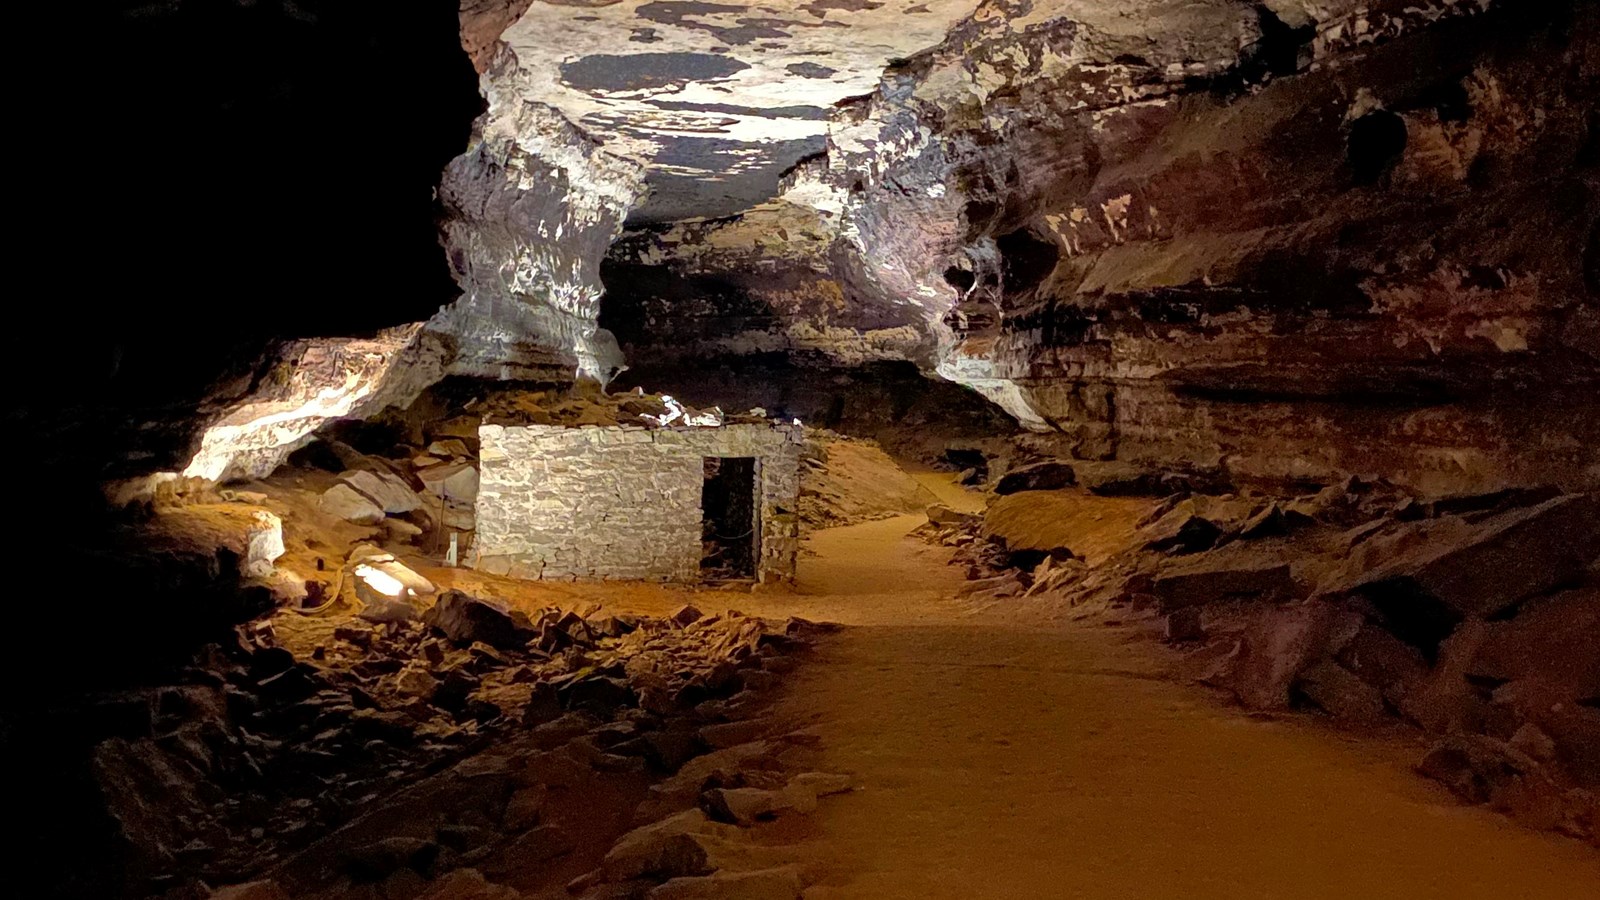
left=701, top=457, right=758, bottom=580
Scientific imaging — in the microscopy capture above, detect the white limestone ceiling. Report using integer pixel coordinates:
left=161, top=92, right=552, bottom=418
left=498, top=0, right=979, bottom=221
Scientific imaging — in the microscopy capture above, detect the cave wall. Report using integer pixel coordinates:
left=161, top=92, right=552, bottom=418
left=603, top=0, right=1600, bottom=495
left=174, top=13, right=651, bottom=483
left=972, top=1, right=1600, bottom=493
left=602, top=189, right=937, bottom=370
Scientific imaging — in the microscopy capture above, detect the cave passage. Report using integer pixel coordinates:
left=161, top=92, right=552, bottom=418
left=29, top=2, right=1600, bottom=897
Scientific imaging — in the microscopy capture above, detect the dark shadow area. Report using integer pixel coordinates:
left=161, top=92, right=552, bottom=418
left=701, top=457, right=758, bottom=580
left=996, top=228, right=1061, bottom=296
left=614, top=357, right=1020, bottom=464
left=9, top=5, right=481, bottom=896
left=1347, top=110, right=1408, bottom=184
left=16, top=1, right=482, bottom=483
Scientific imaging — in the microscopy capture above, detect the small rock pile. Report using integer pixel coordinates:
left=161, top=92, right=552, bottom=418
left=89, top=590, right=828, bottom=896
left=934, top=470, right=1600, bottom=845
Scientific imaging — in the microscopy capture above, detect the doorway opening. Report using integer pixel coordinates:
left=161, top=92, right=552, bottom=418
left=701, top=457, right=757, bottom=580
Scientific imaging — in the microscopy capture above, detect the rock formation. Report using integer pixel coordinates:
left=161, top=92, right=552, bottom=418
left=600, top=0, right=1600, bottom=493
left=118, top=0, right=1591, bottom=494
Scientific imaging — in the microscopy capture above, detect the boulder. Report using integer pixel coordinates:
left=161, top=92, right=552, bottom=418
left=1467, top=587, right=1600, bottom=700
left=1417, top=734, right=1537, bottom=804
left=494, top=824, right=573, bottom=868
left=357, top=592, right=424, bottom=624
left=1424, top=485, right=1563, bottom=519
left=1140, top=503, right=1223, bottom=555
left=342, top=469, right=424, bottom=515
left=243, top=511, right=284, bottom=578
left=420, top=462, right=480, bottom=505
left=926, top=504, right=979, bottom=527
left=1416, top=734, right=1568, bottom=828
left=1336, top=623, right=1429, bottom=704
left=424, top=591, right=534, bottom=650
left=649, top=867, right=803, bottom=900
left=1226, top=601, right=1362, bottom=710
left=702, top=781, right=817, bottom=826
left=1491, top=680, right=1600, bottom=787
left=392, top=665, right=440, bottom=701
left=1236, top=502, right=1311, bottom=539
left=320, top=484, right=385, bottom=525
left=1297, top=661, right=1388, bottom=723
left=1152, top=556, right=1294, bottom=611
left=1164, top=607, right=1206, bottom=643
left=414, top=869, right=522, bottom=900
left=638, top=742, right=782, bottom=821
left=634, top=729, right=706, bottom=772
left=1508, top=723, right=1558, bottom=761
left=601, top=810, right=731, bottom=881
left=993, top=461, right=1076, bottom=495
left=1070, top=461, right=1173, bottom=496
left=790, top=771, right=853, bottom=797
left=1394, top=620, right=1490, bottom=734
left=502, top=786, right=546, bottom=830
left=699, top=719, right=771, bottom=749
left=1326, top=494, right=1600, bottom=645
left=220, top=489, right=270, bottom=505
left=558, top=674, right=634, bottom=714
left=428, top=438, right=472, bottom=458
left=343, top=836, right=439, bottom=881
left=385, top=518, right=424, bottom=540
left=1540, top=705, right=1600, bottom=787
left=440, top=501, right=477, bottom=531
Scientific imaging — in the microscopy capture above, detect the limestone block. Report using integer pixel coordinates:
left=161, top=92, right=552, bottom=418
left=244, top=511, right=285, bottom=578
left=321, top=484, right=385, bottom=525
left=420, top=463, right=479, bottom=504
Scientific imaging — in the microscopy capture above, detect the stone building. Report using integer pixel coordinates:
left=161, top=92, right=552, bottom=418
left=471, top=422, right=802, bottom=583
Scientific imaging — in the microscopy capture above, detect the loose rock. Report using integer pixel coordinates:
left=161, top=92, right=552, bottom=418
left=320, top=484, right=386, bottom=525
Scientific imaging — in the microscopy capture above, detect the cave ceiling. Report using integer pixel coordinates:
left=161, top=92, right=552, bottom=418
left=496, top=0, right=978, bottom=222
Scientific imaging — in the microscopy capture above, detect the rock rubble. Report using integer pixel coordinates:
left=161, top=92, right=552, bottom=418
left=87, top=588, right=837, bottom=897
left=926, top=473, right=1600, bottom=845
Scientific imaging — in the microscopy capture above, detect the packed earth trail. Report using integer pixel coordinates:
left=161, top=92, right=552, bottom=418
left=751, top=507, right=1600, bottom=899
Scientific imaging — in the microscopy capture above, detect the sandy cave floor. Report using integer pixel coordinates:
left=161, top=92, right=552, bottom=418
left=405, top=478, right=1599, bottom=899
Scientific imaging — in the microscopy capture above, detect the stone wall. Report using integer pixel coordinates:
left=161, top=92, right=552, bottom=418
left=474, top=423, right=802, bottom=583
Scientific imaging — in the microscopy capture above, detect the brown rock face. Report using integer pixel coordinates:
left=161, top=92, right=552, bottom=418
left=458, top=0, right=536, bottom=71
left=1321, top=494, right=1600, bottom=648
left=600, top=1, right=1600, bottom=495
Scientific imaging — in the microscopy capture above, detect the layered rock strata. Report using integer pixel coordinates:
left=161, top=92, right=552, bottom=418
left=601, top=0, right=1600, bottom=494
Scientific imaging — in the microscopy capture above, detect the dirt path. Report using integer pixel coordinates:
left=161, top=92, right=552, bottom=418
left=771, top=512, right=1600, bottom=899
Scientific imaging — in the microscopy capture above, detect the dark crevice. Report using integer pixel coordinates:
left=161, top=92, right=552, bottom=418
left=1248, top=6, right=1316, bottom=78
left=1415, top=80, right=1473, bottom=122
left=944, top=266, right=977, bottom=293
left=1347, top=110, right=1408, bottom=184
left=996, top=228, right=1060, bottom=295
